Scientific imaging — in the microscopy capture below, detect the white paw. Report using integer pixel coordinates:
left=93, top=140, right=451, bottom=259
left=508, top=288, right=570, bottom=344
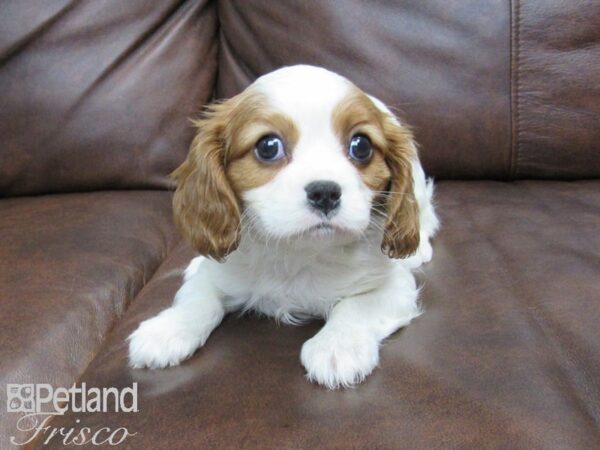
left=128, top=309, right=203, bottom=369
left=300, top=327, right=379, bottom=389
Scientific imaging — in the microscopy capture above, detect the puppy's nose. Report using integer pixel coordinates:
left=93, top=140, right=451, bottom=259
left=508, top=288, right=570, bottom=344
left=305, top=180, right=341, bottom=215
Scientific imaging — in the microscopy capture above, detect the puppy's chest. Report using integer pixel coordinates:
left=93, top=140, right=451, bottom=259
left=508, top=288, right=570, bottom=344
left=215, top=243, right=390, bottom=318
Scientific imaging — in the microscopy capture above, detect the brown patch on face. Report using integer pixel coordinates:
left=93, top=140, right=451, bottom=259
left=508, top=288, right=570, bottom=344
left=332, top=89, right=391, bottom=191
left=359, top=150, right=391, bottom=191
left=171, top=87, right=298, bottom=260
left=226, top=106, right=299, bottom=192
left=332, top=87, right=420, bottom=258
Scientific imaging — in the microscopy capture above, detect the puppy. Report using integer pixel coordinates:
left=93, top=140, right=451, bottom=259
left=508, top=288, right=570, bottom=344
left=128, top=65, right=439, bottom=389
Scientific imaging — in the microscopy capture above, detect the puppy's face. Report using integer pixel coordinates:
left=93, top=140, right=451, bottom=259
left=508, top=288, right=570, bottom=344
left=173, top=66, right=419, bottom=260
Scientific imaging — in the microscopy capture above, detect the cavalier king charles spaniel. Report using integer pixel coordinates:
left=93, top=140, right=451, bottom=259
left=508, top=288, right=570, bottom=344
left=128, top=65, right=439, bottom=389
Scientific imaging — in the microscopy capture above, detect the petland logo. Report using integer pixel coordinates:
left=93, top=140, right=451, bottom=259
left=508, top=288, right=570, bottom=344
left=6, top=383, right=138, bottom=446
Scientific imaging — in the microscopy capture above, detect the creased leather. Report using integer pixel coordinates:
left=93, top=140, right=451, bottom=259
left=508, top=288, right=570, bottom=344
left=512, top=0, right=600, bottom=178
left=0, top=0, right=218, bottom=196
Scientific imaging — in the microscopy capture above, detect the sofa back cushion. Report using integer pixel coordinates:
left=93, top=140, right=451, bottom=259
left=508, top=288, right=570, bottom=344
left=0, top=0, right=217, bottom=196
left=217, top=0, right=600, bottom=180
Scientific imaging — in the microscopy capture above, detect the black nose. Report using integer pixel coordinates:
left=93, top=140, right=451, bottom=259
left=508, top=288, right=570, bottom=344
left=305, top=180, right=342, bottom=215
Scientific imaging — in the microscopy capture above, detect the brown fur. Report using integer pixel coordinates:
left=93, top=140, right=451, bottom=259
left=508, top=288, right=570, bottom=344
left=332, top=89, right=420, bottom=258
left=227, top=112, right=299, bottom=192
left=171, top=88, right=298, bottom=260
left=379, top=118, right=420, bottom=258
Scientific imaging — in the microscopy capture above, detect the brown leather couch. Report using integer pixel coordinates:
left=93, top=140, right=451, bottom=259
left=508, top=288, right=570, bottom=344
left=1, top=1, right=599, bottom=448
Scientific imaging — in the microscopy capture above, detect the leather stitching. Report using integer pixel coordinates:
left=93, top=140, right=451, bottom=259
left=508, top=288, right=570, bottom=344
left=510, top=0, right=521, bottom=180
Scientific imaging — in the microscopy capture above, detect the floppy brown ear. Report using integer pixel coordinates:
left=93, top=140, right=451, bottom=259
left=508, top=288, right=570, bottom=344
left=380, top=116, right=420, bottom=259
left=171, top=103, right=241, bottom=261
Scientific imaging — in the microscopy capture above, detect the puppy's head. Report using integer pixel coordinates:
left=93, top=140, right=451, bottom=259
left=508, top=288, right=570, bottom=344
left=172, top=65, right=419, bottom=261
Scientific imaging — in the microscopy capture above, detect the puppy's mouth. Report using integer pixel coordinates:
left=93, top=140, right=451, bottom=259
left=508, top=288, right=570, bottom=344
left=304, top=222, right=346, bottom=237
left=310, top=222, right=334, bottom=230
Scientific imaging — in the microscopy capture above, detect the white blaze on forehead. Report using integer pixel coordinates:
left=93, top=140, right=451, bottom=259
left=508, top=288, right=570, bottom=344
left=251, top=65, right=353, bottom=133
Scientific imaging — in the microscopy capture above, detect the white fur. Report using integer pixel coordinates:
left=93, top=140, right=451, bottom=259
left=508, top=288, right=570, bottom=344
left=128, top=65, right=439, bottom=389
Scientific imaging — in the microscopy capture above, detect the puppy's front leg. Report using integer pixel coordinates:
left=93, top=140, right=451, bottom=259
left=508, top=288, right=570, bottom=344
left=300, top=267, right=420, bottom=389
left=128, top=258, right=224, bottom=369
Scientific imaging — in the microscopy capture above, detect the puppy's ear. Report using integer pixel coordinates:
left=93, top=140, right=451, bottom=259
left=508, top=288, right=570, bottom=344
left=380, top=115, right=420, bottom=259
left=171, top=101, right=241, bottom=261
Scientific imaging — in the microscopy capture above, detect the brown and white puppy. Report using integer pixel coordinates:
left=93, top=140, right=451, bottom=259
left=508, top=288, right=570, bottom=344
left=129, top=65, right=439, bottom=389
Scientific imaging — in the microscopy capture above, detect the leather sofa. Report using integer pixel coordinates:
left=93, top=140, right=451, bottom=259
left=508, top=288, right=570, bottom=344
left=1, top=1, right=598, bottom=448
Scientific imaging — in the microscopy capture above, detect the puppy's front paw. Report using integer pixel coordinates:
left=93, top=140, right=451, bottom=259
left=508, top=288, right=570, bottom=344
left=128, top=310, right=202, bottom=369
left=300, top=327, right=379, bottom=389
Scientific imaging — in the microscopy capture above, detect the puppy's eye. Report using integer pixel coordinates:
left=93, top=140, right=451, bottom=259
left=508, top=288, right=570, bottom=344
left=348, top=134, right=373, bottom=163
left=254, top=135, right=285, bottom=162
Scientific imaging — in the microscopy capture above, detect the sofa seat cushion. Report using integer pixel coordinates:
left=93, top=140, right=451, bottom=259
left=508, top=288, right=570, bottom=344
left=41, top=181, right=600, bottom=449
left=0, top=191, right=179, bottom=448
